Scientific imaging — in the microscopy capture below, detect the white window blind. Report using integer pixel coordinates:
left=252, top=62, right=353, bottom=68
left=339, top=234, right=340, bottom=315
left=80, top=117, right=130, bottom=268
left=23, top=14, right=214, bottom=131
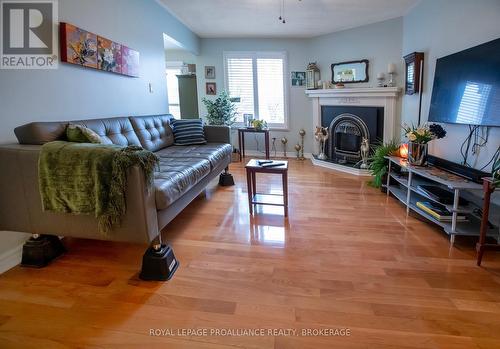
left=224, top=52, right=288, bottom=128
left=226, top=58, right=254, bottom=123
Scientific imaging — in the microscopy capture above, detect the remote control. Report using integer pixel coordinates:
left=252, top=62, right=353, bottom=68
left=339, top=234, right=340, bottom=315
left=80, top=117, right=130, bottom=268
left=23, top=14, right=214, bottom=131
left=261, top=162, right=284, bottom=168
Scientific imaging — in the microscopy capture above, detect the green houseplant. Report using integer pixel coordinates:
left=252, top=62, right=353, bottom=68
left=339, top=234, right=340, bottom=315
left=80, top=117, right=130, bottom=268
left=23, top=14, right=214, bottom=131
left=202, top=91, right=237, bottom=126
left=251, top=119, right=268, bottom=130
left=493, top=153, right=500, bottom=187
left=369, top=140, right=400, bottom=189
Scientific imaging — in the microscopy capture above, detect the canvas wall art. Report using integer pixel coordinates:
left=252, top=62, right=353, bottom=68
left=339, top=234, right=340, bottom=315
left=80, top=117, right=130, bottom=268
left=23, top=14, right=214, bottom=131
left=121, top=46, right=140, bottom=77
left=60, top=22, right=139, bottom=77
left=97, top=36, right=121, bottom=73
left=60, top=23, right=97, bottom=68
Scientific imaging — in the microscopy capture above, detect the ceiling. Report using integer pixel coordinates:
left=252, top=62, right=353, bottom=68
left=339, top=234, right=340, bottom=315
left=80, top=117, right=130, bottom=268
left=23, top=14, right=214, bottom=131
left=159, top=0, right=419, bottom=39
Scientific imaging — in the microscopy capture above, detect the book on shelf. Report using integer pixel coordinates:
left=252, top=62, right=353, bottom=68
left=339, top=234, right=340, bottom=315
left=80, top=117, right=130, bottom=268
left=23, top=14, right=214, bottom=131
left=416, top=201, right=468, bottom=222
left=416, top=185, right=469, bottom=206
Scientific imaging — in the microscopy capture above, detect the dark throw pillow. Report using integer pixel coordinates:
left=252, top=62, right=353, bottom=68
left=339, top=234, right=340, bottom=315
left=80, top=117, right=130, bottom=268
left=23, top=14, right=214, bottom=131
left=170, top=119, right=206, bottom=145
left=66, top=124, right=103, bottom=144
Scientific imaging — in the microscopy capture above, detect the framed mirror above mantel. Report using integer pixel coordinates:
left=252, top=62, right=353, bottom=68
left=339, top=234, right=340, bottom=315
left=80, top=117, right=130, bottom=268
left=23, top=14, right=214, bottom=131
left=331, top=59, right=369, bottom=84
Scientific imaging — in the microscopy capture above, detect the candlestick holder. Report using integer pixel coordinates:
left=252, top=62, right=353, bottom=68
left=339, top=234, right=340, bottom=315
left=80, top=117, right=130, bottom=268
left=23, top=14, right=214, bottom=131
left=299, top=129, right=306, bottom=160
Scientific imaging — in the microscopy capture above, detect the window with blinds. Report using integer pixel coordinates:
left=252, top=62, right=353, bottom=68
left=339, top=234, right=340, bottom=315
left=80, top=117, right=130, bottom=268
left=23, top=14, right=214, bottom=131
left=224, top=52, right=288, bottom=128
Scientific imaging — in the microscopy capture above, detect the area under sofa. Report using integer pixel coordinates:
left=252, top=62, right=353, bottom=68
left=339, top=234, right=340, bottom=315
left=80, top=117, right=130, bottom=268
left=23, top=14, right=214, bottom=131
left=0, top=114, right=233, bottom=279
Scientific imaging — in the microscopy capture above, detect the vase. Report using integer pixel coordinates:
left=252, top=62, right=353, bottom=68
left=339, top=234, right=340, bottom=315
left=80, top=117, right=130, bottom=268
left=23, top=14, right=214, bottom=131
left=408, top=142, right=428, bottom=166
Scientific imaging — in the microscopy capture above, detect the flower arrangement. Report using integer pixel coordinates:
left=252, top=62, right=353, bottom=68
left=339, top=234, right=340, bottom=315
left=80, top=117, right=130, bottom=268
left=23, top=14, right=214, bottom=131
left=403, top=123, right=447, bottom=144
left=252, top=119, right=268, bottom=130
left=402, top=123, right=446, bottom=166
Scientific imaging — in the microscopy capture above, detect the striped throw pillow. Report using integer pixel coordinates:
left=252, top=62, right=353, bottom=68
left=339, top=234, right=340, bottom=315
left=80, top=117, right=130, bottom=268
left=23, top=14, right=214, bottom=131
left=170, top=119, right=206, bottom=145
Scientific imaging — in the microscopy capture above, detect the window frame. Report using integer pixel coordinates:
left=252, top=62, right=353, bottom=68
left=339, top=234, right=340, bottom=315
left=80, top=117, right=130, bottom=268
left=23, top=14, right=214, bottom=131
left=223, top=51, right=289, bottom=130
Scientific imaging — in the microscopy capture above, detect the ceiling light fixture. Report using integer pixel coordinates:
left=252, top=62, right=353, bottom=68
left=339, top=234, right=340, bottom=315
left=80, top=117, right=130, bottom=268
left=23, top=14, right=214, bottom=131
left=278, top=0, right=302, bottom=24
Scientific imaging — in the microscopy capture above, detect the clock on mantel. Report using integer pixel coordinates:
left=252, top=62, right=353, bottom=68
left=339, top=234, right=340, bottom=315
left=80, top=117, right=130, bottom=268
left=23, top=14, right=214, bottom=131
left=403, top=52, right=424, bottom=95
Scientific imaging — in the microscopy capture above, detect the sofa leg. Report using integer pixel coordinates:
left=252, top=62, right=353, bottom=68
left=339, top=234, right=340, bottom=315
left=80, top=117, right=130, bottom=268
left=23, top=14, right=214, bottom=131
left=139, top=236, right=179, bottom=281
left=21, top=234, right=66, bottom=268
left=219, top=166, right=235, bottom=186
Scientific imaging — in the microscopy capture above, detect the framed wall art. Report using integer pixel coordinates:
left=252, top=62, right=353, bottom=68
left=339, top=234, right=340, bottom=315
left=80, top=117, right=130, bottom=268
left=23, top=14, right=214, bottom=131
left=205, top=66, right=215, bottom=79
left=206, top=82, right=216, bottom=95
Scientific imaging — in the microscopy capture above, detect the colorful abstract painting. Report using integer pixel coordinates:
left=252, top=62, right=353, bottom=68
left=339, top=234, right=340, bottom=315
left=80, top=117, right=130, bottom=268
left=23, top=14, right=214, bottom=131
left=60, top=22, right=139, bottom=77
left=97, top=36, right=121, bottom=73
left=60, top=23, right=97, bottom=68
left=121, top=46, right=140, bottom=77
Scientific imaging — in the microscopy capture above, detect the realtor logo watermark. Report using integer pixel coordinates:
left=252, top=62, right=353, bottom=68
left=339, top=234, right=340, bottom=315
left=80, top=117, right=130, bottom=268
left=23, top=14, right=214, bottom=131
left=1, top=0, right=58, bottom=69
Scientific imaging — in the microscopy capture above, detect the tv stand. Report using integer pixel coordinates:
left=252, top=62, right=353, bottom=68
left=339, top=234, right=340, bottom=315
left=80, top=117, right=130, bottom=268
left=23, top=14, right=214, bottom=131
left=385, top=156, right=499, bottom=244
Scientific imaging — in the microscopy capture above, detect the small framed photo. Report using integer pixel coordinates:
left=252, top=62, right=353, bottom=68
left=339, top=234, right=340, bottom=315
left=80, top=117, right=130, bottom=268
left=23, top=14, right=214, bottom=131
left=205, top=66, right=216, bottom=79
left=206, top=82, right=216, bottom=95
left=291, top=71, right=306, bottom=87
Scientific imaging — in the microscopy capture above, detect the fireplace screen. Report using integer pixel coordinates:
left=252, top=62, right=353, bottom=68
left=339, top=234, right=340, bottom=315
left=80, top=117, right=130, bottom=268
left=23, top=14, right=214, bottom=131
left=328, top=113, right=370, bottom=163
left=336, top=133, right=361, bottom=154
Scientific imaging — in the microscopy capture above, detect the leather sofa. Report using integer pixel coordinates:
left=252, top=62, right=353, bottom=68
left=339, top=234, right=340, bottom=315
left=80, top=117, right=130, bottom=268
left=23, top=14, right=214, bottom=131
left=0, top=114, right=232, bottom=277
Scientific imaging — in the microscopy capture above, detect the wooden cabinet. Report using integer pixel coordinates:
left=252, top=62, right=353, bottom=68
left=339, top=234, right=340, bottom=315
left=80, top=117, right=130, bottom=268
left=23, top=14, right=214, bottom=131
left=177, top=75, right=199, bottom=119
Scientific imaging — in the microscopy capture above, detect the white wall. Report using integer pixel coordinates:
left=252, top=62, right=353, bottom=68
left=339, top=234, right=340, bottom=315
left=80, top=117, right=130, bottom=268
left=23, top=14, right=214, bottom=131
left=196, top=18, right=404, bottom=154
left=166, top=49, right=197, bottom=64
left=0, top=0, right=199, bottom=271
left=311, top=17, right=404, bottom=89
left=402, top=0, right=500, bottom=171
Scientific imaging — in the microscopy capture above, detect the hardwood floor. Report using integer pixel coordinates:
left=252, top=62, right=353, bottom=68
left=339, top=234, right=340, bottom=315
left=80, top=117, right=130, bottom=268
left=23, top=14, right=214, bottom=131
left=1, top=159, right=499, bottom=348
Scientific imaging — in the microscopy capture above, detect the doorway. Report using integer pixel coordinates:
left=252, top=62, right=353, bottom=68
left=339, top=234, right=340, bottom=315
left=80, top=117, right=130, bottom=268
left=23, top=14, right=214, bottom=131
left=164, top=34, right=199, bottom=119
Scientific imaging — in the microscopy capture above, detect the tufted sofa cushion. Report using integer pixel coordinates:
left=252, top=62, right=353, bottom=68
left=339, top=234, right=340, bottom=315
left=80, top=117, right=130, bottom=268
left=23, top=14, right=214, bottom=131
left=72, top=117, right=141, bottom=146
left=155, top=143, right=233, bottom=170
left=130, top=115, right=174, bottom=151
left=154, top=157, right=211, bottom=210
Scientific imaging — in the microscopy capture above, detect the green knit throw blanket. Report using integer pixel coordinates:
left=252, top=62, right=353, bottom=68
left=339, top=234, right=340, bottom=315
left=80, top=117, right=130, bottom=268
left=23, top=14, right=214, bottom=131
left=38, top=141, right=159, bottom=234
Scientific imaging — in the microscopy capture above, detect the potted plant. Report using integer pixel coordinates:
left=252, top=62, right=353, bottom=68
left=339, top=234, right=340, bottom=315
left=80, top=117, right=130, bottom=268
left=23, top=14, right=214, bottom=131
left=369, top=140, right=400, bottom=190
left=251, top=119, right=268, bottom=130
left=493, top=153, right=500, bottom=187
left=202, top=91, right=237, bottom=126
left=403, top=123, right=446, bottom=166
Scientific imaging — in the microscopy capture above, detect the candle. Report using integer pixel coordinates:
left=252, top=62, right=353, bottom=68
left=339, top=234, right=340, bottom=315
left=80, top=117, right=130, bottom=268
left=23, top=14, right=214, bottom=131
left=399, top=143, right=408, bottom=159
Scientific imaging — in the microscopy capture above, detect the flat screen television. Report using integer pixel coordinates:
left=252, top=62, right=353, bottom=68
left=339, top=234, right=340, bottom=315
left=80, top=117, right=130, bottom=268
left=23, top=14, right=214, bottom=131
left=428, top=38, right=500, bottom=127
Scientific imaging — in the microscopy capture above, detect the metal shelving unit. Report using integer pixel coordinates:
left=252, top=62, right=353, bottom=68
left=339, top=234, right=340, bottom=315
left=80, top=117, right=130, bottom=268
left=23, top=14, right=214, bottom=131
left=385, top=156, right=499, bottom=244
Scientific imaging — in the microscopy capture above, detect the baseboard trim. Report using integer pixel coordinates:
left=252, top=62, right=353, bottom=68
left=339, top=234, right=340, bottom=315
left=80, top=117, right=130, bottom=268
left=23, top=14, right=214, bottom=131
left=243, top=150, right=313, bottom=159
left=0, top=243, right=23, bottom=274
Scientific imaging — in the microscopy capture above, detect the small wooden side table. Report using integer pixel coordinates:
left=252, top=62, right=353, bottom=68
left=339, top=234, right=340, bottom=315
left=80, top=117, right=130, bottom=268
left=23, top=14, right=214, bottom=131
left=476, top=177, right=499, bottom=266
left=245, top=159, right=288, bottom=217
left=238, top=128, right=270, bottom=161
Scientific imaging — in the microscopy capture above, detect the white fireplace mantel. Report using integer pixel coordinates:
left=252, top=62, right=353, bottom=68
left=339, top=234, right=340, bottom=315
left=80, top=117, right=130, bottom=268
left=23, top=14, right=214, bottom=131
left=305, top=87, right=401, bottom=143
left=305, top=87, right=402, bottom=175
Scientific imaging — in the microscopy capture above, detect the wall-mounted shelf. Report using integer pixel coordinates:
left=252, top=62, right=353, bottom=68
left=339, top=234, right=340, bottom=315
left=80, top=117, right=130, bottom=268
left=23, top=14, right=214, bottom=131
left=385, top=156, right=499, bottom=244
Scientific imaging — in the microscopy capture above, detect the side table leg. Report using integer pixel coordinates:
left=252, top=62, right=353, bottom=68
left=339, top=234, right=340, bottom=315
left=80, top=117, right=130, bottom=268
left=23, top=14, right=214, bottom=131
left=476, top=181, right=494, bottom=266
left=283, top=171, right=288, bottom=217
left=246, top=169, right=253, bottom=216
left=252, top=171, right=257, bottom=197
left=238, top=131, right=243, bottom=162
left=265, top=132, right=270, bottom=159
left=242, top=132, right=245, bottom=160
